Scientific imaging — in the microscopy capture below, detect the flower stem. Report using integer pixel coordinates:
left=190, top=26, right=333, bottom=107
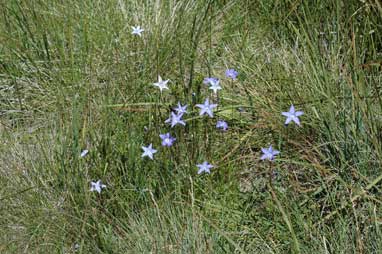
left=268, top=162, right=301, bottom=254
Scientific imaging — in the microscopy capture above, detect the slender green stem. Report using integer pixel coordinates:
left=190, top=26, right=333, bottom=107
left=268, top=161, right=301, bottom=254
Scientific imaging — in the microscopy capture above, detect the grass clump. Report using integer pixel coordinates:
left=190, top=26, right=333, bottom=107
left=1, top=0, right=382, bottom=253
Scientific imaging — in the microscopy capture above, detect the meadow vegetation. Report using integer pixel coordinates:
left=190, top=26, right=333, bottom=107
left=1, top=0, right=382, bottom=253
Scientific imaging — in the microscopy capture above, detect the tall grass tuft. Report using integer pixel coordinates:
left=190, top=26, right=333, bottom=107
left=1, top=0, right=382, bottom=252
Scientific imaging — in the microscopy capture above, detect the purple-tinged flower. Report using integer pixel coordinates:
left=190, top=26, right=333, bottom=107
left=203, top=77, right=219, bottom=86
left=131, top=26, right=144, bottom=36
left=197, top=161, right=214, bottom=174
left=282, top=105, right=304, bottom=126
left=153, top=75, right=169, bottom=92
left=174, top=102, right=188, bottom=114
left=80, top=149, right=89, bottom=158
left=260, top=145, right=280, bottom=161
left=225, top=69, right=238, bottom=79
left=196, top=98, right=217, bottom=118
left=159, top=133, right=176, bottom=147
left=90, top=180, right=106, bottom=193
left=165, top=112, right=186, bottom=127
left=216, top=120, right=228, bottom=131
left=141, top=143, right=157, bottom=159
left=209, top=79, right=222, bottom=94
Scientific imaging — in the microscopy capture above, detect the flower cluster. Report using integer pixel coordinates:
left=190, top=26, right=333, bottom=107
left=138, top=67, right=241, bottom=179
left=86, top=26, right=305, bottom=193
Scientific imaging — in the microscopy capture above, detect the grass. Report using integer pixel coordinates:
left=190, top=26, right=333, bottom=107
left=1, top=0, right=382, bottom=253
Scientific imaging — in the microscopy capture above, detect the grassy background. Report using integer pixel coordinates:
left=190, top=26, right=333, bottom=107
left=1, top=0, right=382, bottom=253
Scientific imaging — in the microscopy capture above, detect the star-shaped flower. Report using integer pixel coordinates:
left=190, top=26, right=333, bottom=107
left=196, top=98, right=217, bottom=118
left=260, top=145, right=280, bottom=161
left=80, top=149, right=89, bottom=158
left=216, top=120, right=228, bottom=131
left=165, top=112, right=186, bottom=128
left=197, top=161, right=214, bottom=174
left=153, top=75, right=169, bottom=92
left=281, top=105, right=304, bottom=126
left=173, top=102, right=188, bottom=114
left=90, top=180, right=107, bottom=193
left=159, top=133, right=176, bottom=147
left=131, top=26, right=144, bottom=36
left=209, top=79, right=222, bottom=94
left=203, top=77, right=219, bottom=86
left=225, top=69, right=238, bottom=79
left=141, top=143, right=157, bottom=159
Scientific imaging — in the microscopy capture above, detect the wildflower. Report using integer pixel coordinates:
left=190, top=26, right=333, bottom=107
left=165, top=112, right=186, bottom=127
left=131, top=26, right=144, bottom=36
left=225, top=69, right=238, bottom=79
left=196, top=98, right=217, bottom=118
left=90, top=180, right=106, bottom=193
left=141, top=143, right=157, bottom=159
left=237, top=107, right=245, bottom=113
left=209, top=79, right=222, bottom=94
left=73, top=243, right=80, bottom=251
left=203, top=77, right=219, bottom=86
left=216, top=120, right=228, bottom=131
left=197, top=161, right=214, bottom=174
left=159, top=133, right=176, bottom=147
left=174, top=102, right=188, bottom=114
left=80, top=149, right=88, bottom=158
left=260, top=145, right=280, bottom=161
left=281, top=105, right=304, bottom=126
left=153, top=75, right=169, bottom=92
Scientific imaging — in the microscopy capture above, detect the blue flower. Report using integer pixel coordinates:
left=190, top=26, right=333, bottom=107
left=159, top=133, right=176, bottom=147
left=216, top=120, right=228, bottom=131
left=165, top=112, right=186, bottom=127
left=197, top=161, right=214, bottom=174
left=90, top=180, right=107, bottom=193
left=141, top=143, right=157, bottom=159
left=174, top=102, right=188, bottom=114
left=260, top=145, right=280, bottom=161
left=282, top=105, right=304, bottom=126
left=225, top=69, right=238, bottom=79
left=131, top=26, right=144, bottom=36
left=196, top=98, right=217, bottom=118
left=203, top=77, right=219, bottom=86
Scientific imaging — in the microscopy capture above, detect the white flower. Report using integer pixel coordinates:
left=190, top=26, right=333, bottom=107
left=141, top=143, right=157, bottom=160
left=90, top=180, right=107, bottom=193
left=153, top=75, right=169, bottom=92
left=209, top=79, right=222, bottom=94
left=80, top=149, right=88, bottom=158
left=131, top=26, right=144, bottom=36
